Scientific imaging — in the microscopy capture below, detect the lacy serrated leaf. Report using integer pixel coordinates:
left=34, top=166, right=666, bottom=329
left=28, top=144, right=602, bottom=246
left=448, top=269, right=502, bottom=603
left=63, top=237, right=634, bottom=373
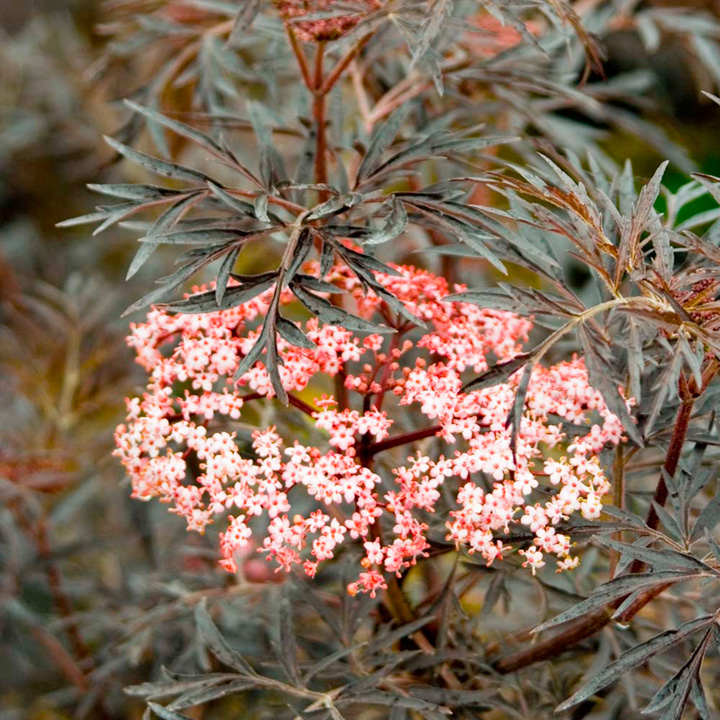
left=691, top=493, right=720, bottom=541
left=337, top=244, right=401, bottom=276
left=362, top=196, right=408, bottom=245
left=276, top=316, right=315, bottom=349
left=163, top=272, right=277, bottom=313
left=534, top=571, right=703, bottom=635
left=87, top=183, right=179, bottom=201
left=248, top=101, right=286, bottom=189
left=140, top=228, right=251, bottom=246
left=364, top=616, right=434, bottom=656
left=555, top=615, right=715, bottom=712
left=206, top=181, right=256, bottom=216
left=285, top=228, right=313, bottom=284
left=122, top=251, right=219, bottom=316
left=578, top=326, right=643, bottom=446
left=148, top=702, right=192, bottom=720
left=228, top=0, right=261, bottom=43
left=462, top=353, right=532, bottom=392
left=642, top=628, right=711, bottom=719
left=445, top=287, right=519, bottom=312
left=340, top=254, right=423, bottom=327
left=356, top=103, right=412, bottom=184
left=167, top=679, right=255, bottom=711
left=194, top=600, right=255, bottom=675
left=128, top=193, right=203, bottom=280
left=104, top=135, right=208, bottom=184
left=276, top=596, right=300, bottom=684
left=56, top=210, right=124, bottom=228
left=598, top=537, right=714, bottom=574
left=234, top=334, right=266, bottom=380
left=337, top=690, right=447, bottom=718
left=125, top=100, right=227, bottom=158
left=292, top=283, right=394, bottom=334
left=306, top=192, right=361, bottom=221
left=126, top=673, right=235, bottom=700
left=215, top=246, right=240, bottom=306
left=292, top=274, right=344, bottom=294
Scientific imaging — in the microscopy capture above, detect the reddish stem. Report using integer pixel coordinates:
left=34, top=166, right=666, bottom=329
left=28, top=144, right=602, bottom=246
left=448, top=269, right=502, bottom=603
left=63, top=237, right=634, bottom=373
left=321, top=33, right=373, bottom=95
left=286, top=24, right=313, bottom=90
left=365, top=424, right=441, bottom=457
left=288, top=393, right=318, bottom=417
left=312, top=42, right=328, bottom=190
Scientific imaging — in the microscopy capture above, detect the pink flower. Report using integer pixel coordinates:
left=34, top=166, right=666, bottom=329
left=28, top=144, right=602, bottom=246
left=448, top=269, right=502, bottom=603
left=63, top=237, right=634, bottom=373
left=274, top=0, right=381, bottom=43
left=115, top=262, right=628, bottom=595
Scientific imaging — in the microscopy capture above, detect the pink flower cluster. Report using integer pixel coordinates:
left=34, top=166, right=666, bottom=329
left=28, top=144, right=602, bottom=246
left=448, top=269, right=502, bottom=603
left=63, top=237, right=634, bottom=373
left=115, top=263, right=627, bottom=596
left=275, top=0, right=381, bottom=42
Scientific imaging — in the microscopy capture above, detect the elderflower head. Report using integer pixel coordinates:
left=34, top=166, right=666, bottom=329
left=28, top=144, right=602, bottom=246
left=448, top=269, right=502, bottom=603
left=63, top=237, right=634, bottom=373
left=115, top=262, right=628, bottom=596
left=274, top=0, right=381, bottom=42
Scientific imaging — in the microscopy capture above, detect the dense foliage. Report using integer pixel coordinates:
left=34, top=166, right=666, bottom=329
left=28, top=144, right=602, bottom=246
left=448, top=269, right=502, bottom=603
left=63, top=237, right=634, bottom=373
left=7, top=1, right=720, bottom=719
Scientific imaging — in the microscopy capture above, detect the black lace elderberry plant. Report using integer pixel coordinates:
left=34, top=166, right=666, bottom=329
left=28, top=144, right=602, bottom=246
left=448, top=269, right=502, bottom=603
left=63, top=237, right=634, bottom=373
left=63, top=0, right=720, bottom=405
left=56, top=2, right=720, bottom=719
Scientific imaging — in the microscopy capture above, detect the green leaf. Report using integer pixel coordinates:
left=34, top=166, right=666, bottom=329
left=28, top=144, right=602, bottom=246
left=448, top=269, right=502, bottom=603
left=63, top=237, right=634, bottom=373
left=462, top=353, right=532, bottom=392
left=148, top=702, right=192, bottom=720
left=555, top=615, right=714, bottom=712
left=306, top=193, right=361, bottom=221
left=356, top=103, right=412, bottom=184
left=292, top=284, right=394, bottom=334
left=285, top=228, right=313, bottom=285
left=276, top=316, right=315, bottom=349
left=164, top=272, right=277, bottom=313
left=126, top=673, right=236, bottom=700
left=104, top=135, right=208, bottom=184
left=206, top=181, right=256, bottom=216
left=122, top=250, right=221, bottom=316
left=534, top=571, right=703, bottom=635
left=87, top=183, right=179, bottom=201
left=248, top=101, right=286, bottom=188
left=167, top=679, right=255, bottom=711
left=642, top=629, right=711, bottom=719
left=362, top=197, right=408, bottom=246
left=194, top=600, right=255, bottom=675
left=215, top=247, right=240, bottom=306
left=598, top=537, right=714, bottom=574
left=125, top=100, right=227, bottom=158
left=140, top=228, right=250, bottom=245
left=276, top=596, right=300, bottom=684
left=128, top=193, right=202, bottom=279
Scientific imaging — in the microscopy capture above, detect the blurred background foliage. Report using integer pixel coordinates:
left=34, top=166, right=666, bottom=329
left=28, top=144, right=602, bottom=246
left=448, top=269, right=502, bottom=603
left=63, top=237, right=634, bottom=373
left=3, top=2, right=720, bottom=719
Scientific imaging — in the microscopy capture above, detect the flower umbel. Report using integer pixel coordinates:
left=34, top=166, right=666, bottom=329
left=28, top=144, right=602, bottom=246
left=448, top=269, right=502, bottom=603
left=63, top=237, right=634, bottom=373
left=275, top=0, right=381, bottom=42
left=115, top=263, right=626, bottom=595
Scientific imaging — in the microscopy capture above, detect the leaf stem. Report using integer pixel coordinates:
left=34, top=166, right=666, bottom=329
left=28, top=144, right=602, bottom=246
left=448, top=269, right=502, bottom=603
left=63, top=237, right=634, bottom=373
left=365, top=424, right=442, bottom=457
left=321, top=33, right=373, bottom=95
left=286, top=24, right=313, bottom=90
left=312, top=42, right=328, bottom=191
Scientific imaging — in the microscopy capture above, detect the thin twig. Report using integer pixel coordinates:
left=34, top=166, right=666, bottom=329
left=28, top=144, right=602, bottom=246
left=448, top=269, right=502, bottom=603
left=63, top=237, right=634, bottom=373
left=321, top=33, right=373, bottom=95
left=286, top=24, right=313, bottom=90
